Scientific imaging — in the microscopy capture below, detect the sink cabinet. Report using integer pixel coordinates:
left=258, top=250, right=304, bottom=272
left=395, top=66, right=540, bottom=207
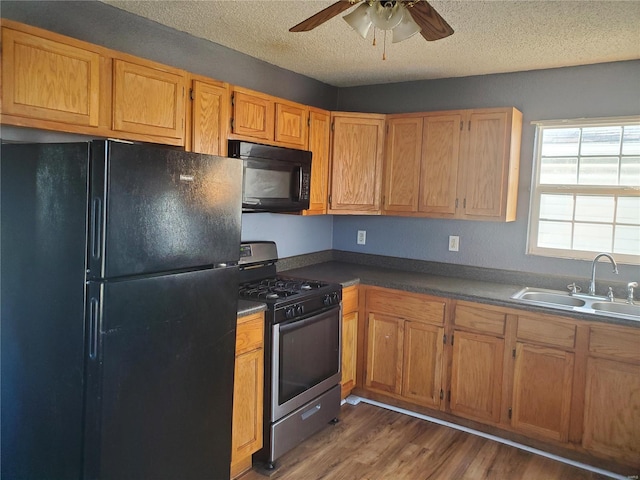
left=582, top=324, right=640, bottom=468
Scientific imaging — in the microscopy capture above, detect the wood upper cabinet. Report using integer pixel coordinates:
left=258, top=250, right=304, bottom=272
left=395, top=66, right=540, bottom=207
left=1, top=20, right=104, bottom=130
left=458, top=109, right=522, bottom=220
left=112, top=57, right=187, bottom=145
left=383, top=116, right=423, bottom=213
left=341, top=285, right=359, bottom=399
left=450, top=303, right=506, bottom=424
left=419, top=112, right=463, bottom=215
left=329, top=112, right=386, bottom=214
left=384, top=108, right=521, bottom=221
left=364, top=287, right=446, bottom=408
left=582, top=325, right=640, bottom=468
left=304, top=107, right=331, bottom=215
left=230, top=86, right=308, bottom=148
left=189, top=78, right=230, bottom=156
left=231, top=312, right=264, bottom=479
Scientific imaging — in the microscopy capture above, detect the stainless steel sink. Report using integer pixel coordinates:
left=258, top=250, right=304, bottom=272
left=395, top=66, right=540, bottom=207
left=591, top=302, right=640, bottom=317
left=518, top=291, right=586, bottom=307
left=511, top=287, right=640, bottom=322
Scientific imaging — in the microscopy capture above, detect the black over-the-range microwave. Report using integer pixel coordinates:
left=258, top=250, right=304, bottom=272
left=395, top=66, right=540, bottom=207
left=228, top=140, right=312, bottom=213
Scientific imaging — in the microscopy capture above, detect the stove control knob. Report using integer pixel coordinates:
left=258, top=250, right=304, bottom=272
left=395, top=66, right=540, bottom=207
left=285, top=306, right=296, bottom=319
left=323, top=293, right=339, bottom=306
left=296, top=304, right=304, bottom=315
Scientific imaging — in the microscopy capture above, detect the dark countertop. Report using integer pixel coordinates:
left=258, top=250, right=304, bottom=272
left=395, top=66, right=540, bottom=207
left=281, top=261, right=640, bottom=328
left=237, top=299, right=267, bottom=318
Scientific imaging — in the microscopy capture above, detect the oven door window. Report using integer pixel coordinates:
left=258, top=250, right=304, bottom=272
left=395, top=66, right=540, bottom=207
left=278, top=309, right=340, bottom=405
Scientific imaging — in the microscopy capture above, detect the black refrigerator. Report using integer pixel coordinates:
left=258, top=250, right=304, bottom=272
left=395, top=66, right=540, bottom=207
left=1, top=140, right=243, bottom=480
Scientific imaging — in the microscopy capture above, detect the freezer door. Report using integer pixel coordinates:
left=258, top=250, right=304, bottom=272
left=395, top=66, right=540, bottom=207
left=84, top=267, right=239, bottom=480
left=1, top=143, right=88, bottom=479
left=88, top=141, right=242, bottom=279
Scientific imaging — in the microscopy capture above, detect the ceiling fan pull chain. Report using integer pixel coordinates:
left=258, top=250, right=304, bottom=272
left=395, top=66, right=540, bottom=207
left=383, top=29, right=387, bottom=60
left=372, top=26, right=377, bottom=46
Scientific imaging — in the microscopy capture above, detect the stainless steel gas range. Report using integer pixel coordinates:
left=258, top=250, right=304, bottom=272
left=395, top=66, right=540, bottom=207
left=238, top=242, right=342, bottom=470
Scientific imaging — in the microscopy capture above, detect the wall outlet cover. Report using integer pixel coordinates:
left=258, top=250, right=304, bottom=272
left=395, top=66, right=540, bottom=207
left=357, top=230, right=366, bottom=245
left=449, top=235, right=460, bottom=252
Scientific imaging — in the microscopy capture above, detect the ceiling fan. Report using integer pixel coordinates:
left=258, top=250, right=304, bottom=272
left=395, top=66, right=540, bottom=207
left=290, top=0, right=454, bottom=43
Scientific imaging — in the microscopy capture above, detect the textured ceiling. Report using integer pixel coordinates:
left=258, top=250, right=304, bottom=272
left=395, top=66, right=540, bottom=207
left=102, top=0, right=640, bottom=87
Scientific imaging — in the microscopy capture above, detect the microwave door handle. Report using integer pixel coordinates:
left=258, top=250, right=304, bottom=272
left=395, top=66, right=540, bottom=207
left=292, top=166, right=303, bottom=201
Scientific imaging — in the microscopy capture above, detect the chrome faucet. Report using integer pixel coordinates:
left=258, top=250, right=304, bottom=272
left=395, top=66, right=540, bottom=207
left=588, top=253, right=618, bottom=296
left=628, top=282, right=638, bottom=304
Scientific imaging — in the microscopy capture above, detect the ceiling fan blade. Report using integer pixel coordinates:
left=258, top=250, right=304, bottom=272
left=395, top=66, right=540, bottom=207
left=290, top=1, right=360, bottom=32
left=404, top=0, right=454, bottom=41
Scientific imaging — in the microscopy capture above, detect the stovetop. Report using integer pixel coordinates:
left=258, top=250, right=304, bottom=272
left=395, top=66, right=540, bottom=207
left=239, top=276, right=330, bottom=302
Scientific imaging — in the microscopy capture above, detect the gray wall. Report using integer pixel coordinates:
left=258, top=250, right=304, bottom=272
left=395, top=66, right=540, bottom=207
left=333, top=61, right=640, bottom=284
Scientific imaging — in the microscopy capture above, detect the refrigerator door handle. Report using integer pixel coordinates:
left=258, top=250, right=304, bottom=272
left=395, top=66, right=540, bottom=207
left=90, top=197, right=102, bottom=261
left=89, top=297, right=100, bottom=359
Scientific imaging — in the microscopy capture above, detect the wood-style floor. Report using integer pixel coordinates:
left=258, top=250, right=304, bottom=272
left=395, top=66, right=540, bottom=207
left=240, top=401, right=612, bottom=480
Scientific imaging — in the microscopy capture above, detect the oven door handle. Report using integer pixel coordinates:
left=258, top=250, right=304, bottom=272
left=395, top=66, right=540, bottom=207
left=278, top=308, right=338, bottom=333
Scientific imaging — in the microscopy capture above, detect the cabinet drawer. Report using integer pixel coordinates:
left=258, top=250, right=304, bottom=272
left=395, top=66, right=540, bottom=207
left=342, top=285, right=359, bottom=314
left=517, top=315, right=576, bottom=349
left=589, top=325, right=640, bottom=362
left=236, top=313, right=264, bottom=356
left=366, top=288, right=445, bottom=325
left=454, top=303, right=505, bottom=336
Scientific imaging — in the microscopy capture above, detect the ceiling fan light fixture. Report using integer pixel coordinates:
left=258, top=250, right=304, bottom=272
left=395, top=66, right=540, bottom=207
left=343, top=3, right=373, bottom=39
left=369, top=1, right=404, bottom=30
left=391, top=8, right=421, bottom=43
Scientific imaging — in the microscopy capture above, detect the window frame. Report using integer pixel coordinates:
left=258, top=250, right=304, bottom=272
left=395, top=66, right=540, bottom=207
left=527, top=116, right=640, bottom=265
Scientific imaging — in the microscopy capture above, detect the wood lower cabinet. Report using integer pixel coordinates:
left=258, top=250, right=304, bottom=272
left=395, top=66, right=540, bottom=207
left=329, top=112, right=386, bottom=214
left=582, top=325, right=640, bottom=468
left=304, top=107, right=331, bottom=215
left=450, top=330, right=504, bottom=423
left=231, top=312, right=264, bottom=479
left=190, top=78, right=230, bottom=155
left=364, top=287, right=446, bottom=408
left=341, top=285, right=359, bottom=399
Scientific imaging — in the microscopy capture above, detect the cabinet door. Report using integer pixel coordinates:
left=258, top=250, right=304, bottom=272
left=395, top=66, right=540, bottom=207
left=450, top=330, right=504, bottom=423
left=231, top=348, right=264, bottom=466
left=511, top=343, right=574, bottom=442
left=460, top=109, right=515, bottom=219
left=191, top=80, right=229, bottom=156
left=402, top=322, right=444, bottom=408
left=383, top=117, right=423, bottom=213
left=419, top=113, right=462, bottom=215
left=329, top=114, right=385, bottom=214
left=112, top=59, right=186, bottom=143
left=231, top=88, right=274, bottom=141
left=2, top=26, right=100, bottom=127
left=304, top=108, right=330, bottom=215
left=341, top=311, right=358, bottom=399
left=365, top=313, right=403, bottom=395
left=275, top=102, right=308, bottom=148
left=582, top=357, right=640, bottom=465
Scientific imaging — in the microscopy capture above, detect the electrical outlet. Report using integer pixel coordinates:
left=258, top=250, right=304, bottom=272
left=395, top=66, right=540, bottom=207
left=357, top=230, right=367, bottom=245
left=448, top=235, right=460, bottom=252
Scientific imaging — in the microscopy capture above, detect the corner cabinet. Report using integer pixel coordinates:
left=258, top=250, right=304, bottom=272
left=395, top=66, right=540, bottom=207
left=364, top=287, right=447, bottom=409
left=329, top=112, right=386, bottom=214
left=384, top=108, right=522, bottom=222
left=582, top=324, right=640, bottom=469
left=231, top=312, right=264, bottom=479
left=303, top=107, right=331, bottom=215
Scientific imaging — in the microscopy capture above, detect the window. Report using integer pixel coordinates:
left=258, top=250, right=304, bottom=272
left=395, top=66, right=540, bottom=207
left=528, top=117, right=640, bottom=264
